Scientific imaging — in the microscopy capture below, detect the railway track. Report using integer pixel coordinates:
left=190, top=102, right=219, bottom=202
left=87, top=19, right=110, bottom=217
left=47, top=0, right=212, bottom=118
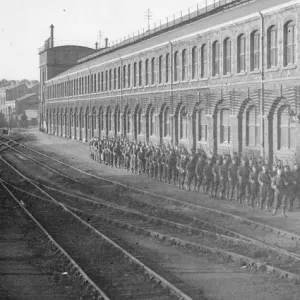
left=2, top=135, right=300, bottom=284
left=0, top=154, right=195, bottom=300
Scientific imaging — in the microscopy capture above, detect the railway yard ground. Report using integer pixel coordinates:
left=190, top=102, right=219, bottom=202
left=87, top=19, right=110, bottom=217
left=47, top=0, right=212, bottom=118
left=1, top=127, right=300, bottom=300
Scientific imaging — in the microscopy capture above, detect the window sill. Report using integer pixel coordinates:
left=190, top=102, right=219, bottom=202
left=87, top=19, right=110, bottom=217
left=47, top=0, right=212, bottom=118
left=219, top=142, right=232, bottom=146
left=266, top=67, right=279, bottom=73
left=157, top=83, right=165, bottom=87
left=211, top=75, right=220, bottom=79
left=200, top=77, right=209, bottom=81
left=283, top=64, right=297, bottom=70
left=236, top=72, right=247, bottom=77
left=190, top=79, right=199, bottom=83
left=223, top=73, right=232, bottom=78
left=276, top=149, right=296, bottom=155
left=197, top=140, right=208, bottom=144
left=249, top=70, right=261, bottom=75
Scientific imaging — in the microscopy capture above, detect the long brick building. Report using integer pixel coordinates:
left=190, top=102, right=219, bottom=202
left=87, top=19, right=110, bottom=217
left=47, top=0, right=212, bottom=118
left=39, top=0, right=300, bottom=165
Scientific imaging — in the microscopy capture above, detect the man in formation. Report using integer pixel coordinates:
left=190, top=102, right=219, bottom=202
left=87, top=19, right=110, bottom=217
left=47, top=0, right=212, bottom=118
left=88, top=136, right=300, bottom=218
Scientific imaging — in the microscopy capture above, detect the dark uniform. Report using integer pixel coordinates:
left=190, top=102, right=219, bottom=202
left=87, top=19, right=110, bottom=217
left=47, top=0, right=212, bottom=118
left=237, top=161, right=250, bottom=204
left=218, top=160, right=228, bottom=199
left=228, top=161, right=238, bottom=201
left=203, top=160, right=213, bottom=195
left=258, top=168, right=271, bottom=211
left=195, top=155, right=206, bottom=193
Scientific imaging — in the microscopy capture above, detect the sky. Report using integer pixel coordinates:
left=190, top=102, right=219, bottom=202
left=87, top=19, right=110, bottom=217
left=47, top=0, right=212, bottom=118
left=0, top=0, right=210, bottom=81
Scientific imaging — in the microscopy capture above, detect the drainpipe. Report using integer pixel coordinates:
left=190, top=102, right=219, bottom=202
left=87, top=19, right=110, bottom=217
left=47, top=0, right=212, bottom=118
left=169, top=40, right=174, bottom=146
left=259, top=11, right=265, bottom=161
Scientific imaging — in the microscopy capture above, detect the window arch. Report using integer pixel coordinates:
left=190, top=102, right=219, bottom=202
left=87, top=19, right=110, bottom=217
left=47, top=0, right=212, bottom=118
left=267, top=26, right=278, bottom=68
left=246, top=106, right=260, bottom=146
left=223, top=38, right=231, bottom=75
left=197, top=109, right=207, bottom=141
left=212, top=41, right=220, bottom=76
left=179, top=107, right=188, bottom=140
left=137, top=108, right=142, bottom=134
left=150, top=107, right=155, bottom=136
left=182, top=49, right=188, bottom=81
left=284, top=21, right=295, bottom=66
left=278, top=105, right=295, bottom=150
left=201, top=44, right=208, bottom=78
left=250, top=30, right=260, bottom=71
left=145, top=59, right=149, bottom=85
left=174, top=51, right=179, bottom=82
left=101, top=109, right=104, bottom=131
left=151, top=58, right=156, bottom=85
left=158, top=56, right=163, bottom=84
left=237, top=34, right=246, bottom=73
left=163, top=107, right=170, bottom=137
left=192, top=46, right=198, bottom=79
left=220, top=109, right=231, bottom=143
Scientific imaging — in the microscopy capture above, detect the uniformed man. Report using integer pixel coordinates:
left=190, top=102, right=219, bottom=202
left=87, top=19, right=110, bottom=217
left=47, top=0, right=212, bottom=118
left=195, top=154, right=206, bottom=193
left=283, top=165, right=294, bottom=211
left=249, top=164, right=258, bottom=208
left=271, top=168, right=287, bottom=217
left=237, top=158, right=250, bottom=204
left=218, top=158, right=228, bottom=199
left=228, top=158, right=238, bottom=201
left=212, top=159, right=221, bottom=198
left=203, top=158, right=213, bottom=195
left=258, top=165, right=271, bottom=211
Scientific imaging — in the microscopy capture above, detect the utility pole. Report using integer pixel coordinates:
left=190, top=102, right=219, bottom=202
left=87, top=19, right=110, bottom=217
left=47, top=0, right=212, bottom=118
left=144, top=8, right=153, bottom=31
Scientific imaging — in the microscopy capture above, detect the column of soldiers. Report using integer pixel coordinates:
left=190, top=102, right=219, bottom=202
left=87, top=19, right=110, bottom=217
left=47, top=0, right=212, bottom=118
left=89, top=137, right=300, bottom=218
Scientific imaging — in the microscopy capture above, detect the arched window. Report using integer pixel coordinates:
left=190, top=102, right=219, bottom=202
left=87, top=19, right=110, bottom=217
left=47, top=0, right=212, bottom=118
left=151, top=58, right=155, bottom=85
left=107, top=108, right=112, bottom=131
left=212, top=41, right=220, bottom=76
left=278, top=106, right=295, bottom=150
left=237, top=34, right=246, bottom=73
left=91, top=75, right=94, bottom=93
left=92, top=108, right=96, bottom=133
left=116, top=107, right=121, bottom=133
left=76, top=110, right=79, bottom=128
left=127, top=64, right=131, bottom=87
left=192, top=46, right=198, bottom=79
left=284, top=21, right=295, bottom=66
left=246, top=106, right=260, bottom=146
left=179, top=107, right=188, bottom=140
left=150, top=107, right=155, bottom=136
left=220, top=109, right=231, bottom=143
left=105, top=71, right=108, bottom=91
left=81, top=110, right=84, bottom=129
left=158, top=56, right=163, bottom=84
left=137, top=108, right=142, bottom=134
left=166, top=53, right=170, bottom=83
left=97, top=73, right=100, bottom=92
left=201, top=44, right=208, bottom=78
left=70, top=110, right=74, bottom=127
left=117, top=67, right=121, bottom=89
left=139, top=61, right=142, bottom=86
left=174, top=51, right=179, bottom=82
left=123, top=65, right=127, bottom=88
left=133, top=63, right=137, bottom=87
left=182, top=49, right=187, bottom=81
left=113, top=68, right=117, bottom=90
left=267, top=26, right=278, bottom=68
left=93, top=74, right=96, bottom=93
left=197, top=109, right=207, bottom=141
left=250, top=31, right=260, bottom=71
left=145, top=59, right=149, bottom=85
left=101, top=72, right=104, bottom=92
left=223, top=38, right=231, bottom=75
left=164, top=107, right=170, bottom=137
left=109, top=69, right=112, bottom=91
left=127, top=109, right=131, bottom=133
left=101, top=109, right=104, bottom=130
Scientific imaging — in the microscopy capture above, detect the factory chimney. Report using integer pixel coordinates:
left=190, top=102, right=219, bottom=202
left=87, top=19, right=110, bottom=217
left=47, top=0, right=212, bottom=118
left=50, top=24, right=54, bottom=48
left=105, top=38, right=108, bottom=48
left=95, top=42, right=98, bottom=50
